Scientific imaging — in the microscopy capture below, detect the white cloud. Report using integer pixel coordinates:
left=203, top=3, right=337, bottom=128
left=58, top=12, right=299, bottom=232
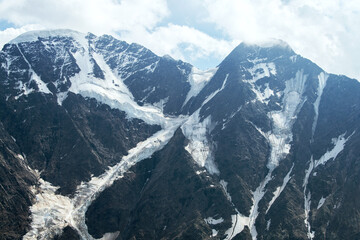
left=0, top=0, right=233, bottom=70
left=122, top=24, right=235, bottom=62
left=0, top=0, right=359, bottom=79
left=202, top=0, right=360, bottom=79
left=0, top=24, right=44, bottom=48
left=0, top=0, right=169, bottom=35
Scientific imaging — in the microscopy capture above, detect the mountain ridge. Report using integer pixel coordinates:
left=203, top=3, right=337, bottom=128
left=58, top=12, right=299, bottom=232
left=0, top=29, right=360, bottom=240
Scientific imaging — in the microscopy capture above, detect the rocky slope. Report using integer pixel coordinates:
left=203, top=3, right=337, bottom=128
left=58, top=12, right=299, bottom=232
left=0, top=30, right=359, bottom=240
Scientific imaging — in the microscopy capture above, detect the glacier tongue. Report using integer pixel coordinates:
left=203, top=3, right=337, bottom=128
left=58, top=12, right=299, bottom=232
left=23, top=116, right=186, bottom=240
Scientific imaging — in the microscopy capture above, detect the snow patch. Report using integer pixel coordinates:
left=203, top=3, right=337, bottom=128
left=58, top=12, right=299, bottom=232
left=312, top=72, right=329, bottom=137
left=246, top=62, right=276, bottom=83
left=266, top=164, right=294, bottom=213
left=183, top=67, right=217, bottom=106
left=314, top=133, right=351, bottom=168
left=99, top=232, right=120, bottom=240
left=244, top=61, right=276, bottom=104
left=317, top=197, right=326, bottom=210
left=212, top=229, right=218, bottom=237
left=204, top=217, right=224, bottom=225
left=181, top=110, right=219, bottom=175
left=266, top=219, right=271, bottom=231
left=56, top=92, right=68, bottom=106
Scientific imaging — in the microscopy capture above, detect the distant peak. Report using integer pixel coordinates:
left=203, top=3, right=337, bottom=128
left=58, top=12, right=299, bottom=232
left=9, top=29, right=87, bottom=44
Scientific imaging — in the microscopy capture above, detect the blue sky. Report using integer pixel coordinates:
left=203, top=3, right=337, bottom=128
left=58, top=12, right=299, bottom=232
left=0, top=0, right=359, bottom=80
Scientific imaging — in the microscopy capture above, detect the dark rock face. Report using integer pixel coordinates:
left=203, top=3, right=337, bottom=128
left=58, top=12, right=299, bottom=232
left=86, top=130, right=234, bottom=240
left=0, top=91, right=160, bottom=195
left=94, top=35, right=192, bottom=114
left=0, top=122, right=36, bottom=239
left=53, top=226, right=80, bottom=240
left=1, top=31, right=360, bottom=240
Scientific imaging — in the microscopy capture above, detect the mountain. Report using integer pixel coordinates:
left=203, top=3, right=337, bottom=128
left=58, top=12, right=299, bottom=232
left=0, top=30, right=360, bottom=240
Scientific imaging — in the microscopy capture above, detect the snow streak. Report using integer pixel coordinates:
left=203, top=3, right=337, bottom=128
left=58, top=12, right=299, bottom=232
left=303, top=132, right=353, bottom=239
left=181, top=74, right=228, bottom=174
left=312, top=72, right=329, bottom=138
left=224, top=70, right=308, bottom=240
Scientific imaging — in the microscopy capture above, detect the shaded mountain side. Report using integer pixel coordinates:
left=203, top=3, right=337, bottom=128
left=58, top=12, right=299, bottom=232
left=0, top=121, right=36, bottom=239
left=86, top=129, right=235, bottom=240
left=0, top=91, right=160, bottom=195
left=53, top=226, right=80, bottom=240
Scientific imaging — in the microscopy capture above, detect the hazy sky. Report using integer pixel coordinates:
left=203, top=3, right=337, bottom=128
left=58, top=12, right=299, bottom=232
left=0, top=0, right=359, bottom=80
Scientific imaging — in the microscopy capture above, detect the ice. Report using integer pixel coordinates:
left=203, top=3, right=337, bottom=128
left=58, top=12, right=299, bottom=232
left=247, top=173, right=273, bottom=239
left=10, top=29, right=87, bottom=46
left=204, top=217, right=224, bottom=225
left=68, top=44, right=169, bottom=127
left=314, top=133, right=351, bottom=168
left=212, top=229, right=218, bottom=237
left=317, top=197, right=326, bottom=210
left=224, top=211, right=250, bottom=240
left=56, top=92, right=68, bottom=106
left=183, top=67, right=217, bottom=106
left=23, top=179, right=75, bottom=240
left=266, top=219, right=271, bottom=231
left=181, top=74, right=229, bottom=174
left=312, top=72, right=329, bottom=138
left=99, top=232, right=120, bottom=240
left=266, top=164, right=294, bottom=213
left=220, top=180, right=232, bottom=202
left=266, top=69, right=307, bottom=170
left=181, top=110, right=219, bottom=175
left=23, top=116, right=186, bottom=240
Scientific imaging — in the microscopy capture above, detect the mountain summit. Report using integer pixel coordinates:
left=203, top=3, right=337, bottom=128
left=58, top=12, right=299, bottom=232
left=1, top=30, right=360, bottom=240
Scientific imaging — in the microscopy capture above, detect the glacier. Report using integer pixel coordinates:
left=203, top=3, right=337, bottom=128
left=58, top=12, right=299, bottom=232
left=23, top=116, right=186, bottom=240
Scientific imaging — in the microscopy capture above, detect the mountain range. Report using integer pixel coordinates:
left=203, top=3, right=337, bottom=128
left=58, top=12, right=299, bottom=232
left=0, top=29, right=360, bottom=240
